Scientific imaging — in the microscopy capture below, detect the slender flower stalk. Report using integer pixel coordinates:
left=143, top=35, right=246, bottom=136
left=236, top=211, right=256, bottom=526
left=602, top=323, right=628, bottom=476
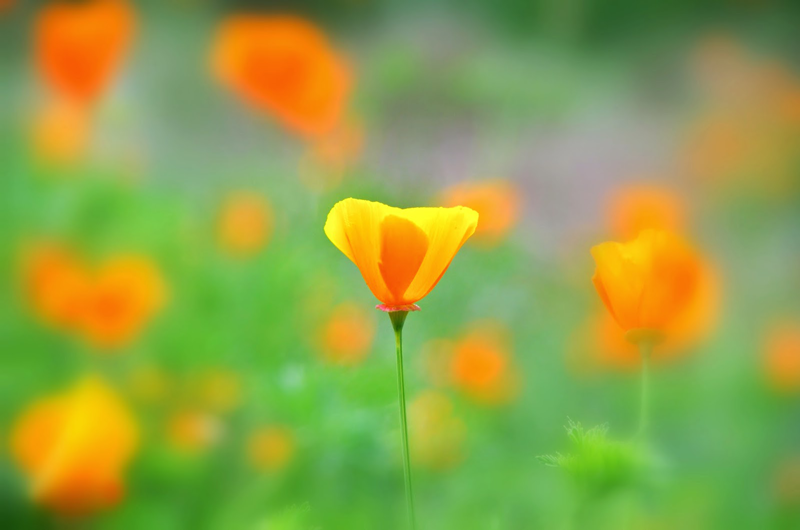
left=637, top=340, right=652, bottom=440
left=389, top=310, right=416, bottom=530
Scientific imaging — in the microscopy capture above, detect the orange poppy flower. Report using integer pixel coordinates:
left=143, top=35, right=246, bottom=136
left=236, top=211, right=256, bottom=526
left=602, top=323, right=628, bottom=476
left=246, top=426, right=295, bottom=472
left=317, top=302, right=376, bottom=365
left=75, top=256, right=165, bottom=348
left=211, top=15, right=351, bottom=137
left=591, top=230, right=704, bottom=343
left=764, top=324, right=800, bottom=393
left=11, top=376, right=138, bottom=515
left=606, top=185, right=685, bottom=240
left=324, top=198, right=478, bottom=311
left=449, top=325, right=519, bottom=405
left=409, top=391, right=465, bottom=471
left=440, top=180, right=521, bottom=247
left=218, top=192, right=273, bottom=256
left=23, top=244, right=89, bottom=328
left=34, top=0, right=135, bottom=103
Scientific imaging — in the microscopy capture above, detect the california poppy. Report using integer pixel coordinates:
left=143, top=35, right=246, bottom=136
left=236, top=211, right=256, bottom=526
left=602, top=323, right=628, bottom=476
left=34, top=0, right=135, bottom=103
left=211, top=15, right=351, bottom=137
left=440, top=180, right=520, bottom=247
left=591, top=229, right=703, bottom=344
left=75, top=256, right=165, bottom=349
left=324, top=198, right=478, bottom=311
left=11, top=376, right=138, bottom=515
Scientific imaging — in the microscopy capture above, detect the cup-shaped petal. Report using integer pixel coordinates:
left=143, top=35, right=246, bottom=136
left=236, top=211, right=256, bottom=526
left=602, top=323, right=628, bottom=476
left=591, top=229, right=703, bottom=335
left=324, top=198, right=478, bottom=309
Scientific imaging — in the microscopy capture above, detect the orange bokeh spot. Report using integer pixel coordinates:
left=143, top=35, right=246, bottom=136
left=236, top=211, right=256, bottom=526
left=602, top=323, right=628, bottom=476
left=167, top=411, right=223, bottom=453
left=764, top=324, right=800, bottom=394
left=606, top=184, right=685, bottom=240
left=34, top=0, right=135, bottom=103
left=211, top=15, right=351, bottom=138
left=247, top=426, right=295, bottom=472
left=440, top=180, right=521, bottom=247
left=30, top=97, right=91, bottom=166
left=218, top=192, right=273, bottom=256
left=448, top=323, right=519, bottom=405
left=318, top=302, right=376, bottom=365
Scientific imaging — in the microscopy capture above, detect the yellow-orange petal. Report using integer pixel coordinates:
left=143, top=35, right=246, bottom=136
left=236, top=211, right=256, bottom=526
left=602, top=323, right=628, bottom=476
left=324, top=198, right=478, bottom=308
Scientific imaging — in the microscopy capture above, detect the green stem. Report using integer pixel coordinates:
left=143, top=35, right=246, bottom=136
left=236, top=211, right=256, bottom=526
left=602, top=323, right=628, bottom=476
left=637, top=341, right=652, bottom=440
left=389, top=311, right=417, bottom=530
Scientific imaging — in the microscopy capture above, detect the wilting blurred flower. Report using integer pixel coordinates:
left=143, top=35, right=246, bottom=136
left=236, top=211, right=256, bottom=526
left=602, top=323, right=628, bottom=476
left=447, top=324, right=519, bottom=405
left=298, top=118, right=364, bottom=191
left=764, top=324, right=800, bottom=394
left=29, top=97, right=91, bottom=166
left=324, top=198, right=478, bottom=311
left=218, top=192, right=273, bottom=257
left=606, top=185, right=685, bottom=240
left=409, top=391, right=465, bottom=471
left=11, top=376, right=138, bottom=515
left=75, top=256, right=165, bottom=349
left=196, top=369, right=242, bottom=413
left=317, top=302, right=376, bottom=365
left=440, top=180, right=521, bottom=247
left=34, top=0, right=135, bottom=103
left=23, top=244, right=88, bottom=328
left=247, top=426, right=295, bottom=472
left=591, top=230, right=704, bottom=343
left=167, top=411, right=223, bottom=453
left=211, top=15, right=351, bottom=137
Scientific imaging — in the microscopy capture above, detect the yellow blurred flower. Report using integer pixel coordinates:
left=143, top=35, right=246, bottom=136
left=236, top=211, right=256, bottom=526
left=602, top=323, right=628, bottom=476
left=247, top=426, right=295, bottom=472
left=591, top=230, right=705, bottom=343
left=440, top=180, right=521, bottom=247
left=324, top=198, right=478, bottom=311
left=11, top=376, right=138, bottom=515
left=317, top=302, right=376, bottom=365
left=218, top=192, right=273, bottom=256
left=167, top=411, right=223, bottom=453
left=34, top=0, right=136, bottom=104
left=211, top=15, right=351, bottom=137
left=606, top=184, right=685, bottom=240
left=449, top=324, right=519, bottom=405
left=30, top=98, right=91, bottom=166
left=409, top=391, right=465, bottom=471
left=764, top=324, right=800, bottom=394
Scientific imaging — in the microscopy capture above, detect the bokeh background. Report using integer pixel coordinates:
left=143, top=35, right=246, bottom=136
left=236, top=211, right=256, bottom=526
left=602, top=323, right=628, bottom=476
left=1, top=0, right=800, bottom=529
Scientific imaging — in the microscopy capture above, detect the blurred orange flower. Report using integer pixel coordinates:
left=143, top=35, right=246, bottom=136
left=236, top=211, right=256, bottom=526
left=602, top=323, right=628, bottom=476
left=23, top=246, right=165, bottom=349
left=23, top=244, right=89, bottom=328
left=30, top=98, right=91, bottom=166
left=317, top=302, right=376, bottom=365
left=247, top=426, right=295, bottom=472
left=440, top=180, right=521, bottom=247
left=606, top=185, right=685, bottom=240
left=449, top=324, right=519, bottom=405
left=211, top=15, right=351, bottom=137
left=11, top=376, right=138, bottom=515
left=591, top=230, right=704, bottom=342
left=75, top=256, right=165, bottom=349
left=167, top=411, right=223, bottom=453
left=324, top=198, right=478, bottom=311
left=34, top=0, right=135, bottom=103
left=218, top=192, right=273, bottom=256
left=764, top=325, right=800, bottom=393
left=409, top=391, right=465, bottom=471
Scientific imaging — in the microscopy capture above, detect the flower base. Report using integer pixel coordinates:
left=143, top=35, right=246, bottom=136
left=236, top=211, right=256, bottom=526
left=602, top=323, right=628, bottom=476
left=376, top=304, right=421, bottom=313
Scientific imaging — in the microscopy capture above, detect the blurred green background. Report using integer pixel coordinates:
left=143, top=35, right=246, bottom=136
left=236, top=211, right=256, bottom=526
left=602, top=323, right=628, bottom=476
left=1, top=0, right=800, bottom=529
